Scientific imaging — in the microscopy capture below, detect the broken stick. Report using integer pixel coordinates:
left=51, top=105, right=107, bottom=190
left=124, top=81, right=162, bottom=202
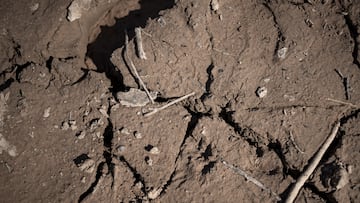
left=124, top=30, right=154, bottom=104
left=221, top=159, right=281, bottom=201
left=135, top=27, right=147, bottom=60
left=326, top=98, right=358, bottom=108
left=144, top=92, right=195, bottom=117
left=289, top=131, right=305, bottom=154
left=284, top=121, right=341, bottom=203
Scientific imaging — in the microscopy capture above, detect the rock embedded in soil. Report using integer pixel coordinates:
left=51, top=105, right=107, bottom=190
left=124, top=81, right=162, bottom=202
left=149, top=147, right=160, bottom=155
left=277, top=47, right=288, bottom=59
left=43, top=107, right=51, bottom=118
left=116, top=88, right=157, bottom=107
left=134, top=131, right=142, bottom=139
left=67, top=0, right=92, bottom=22
left=145, top=156, right=153, bottom=166
left=76, top=131, right=86, bottom=139
left=120, top=127, right=130, bottom=135
left=78, top=159, right=95, bottom=173
left=116, top=145, right=126, bottom=153
left=148, top=187, right=163, bottom=199
left=256, top=87, right=268, bottom=98
left=0, top=133, right=17, bottom=157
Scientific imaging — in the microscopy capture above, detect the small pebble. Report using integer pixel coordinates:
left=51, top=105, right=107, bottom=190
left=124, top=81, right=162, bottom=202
left=134, top=131, right=142, bottom=139
left=81, top=176, right=86, bottom=183
left=256, top=87, right=268, bottom=98
left=211, top=0, right=220, bottom=11
left=148, top=187, right=162, bottom=199
left=135, top=181, right=143, bottom=189
left=117, top=145, right=126, bottom=153
left=61, top=122, right=70, bottom=130
left=71, top=125, right=78, bottom=131
left=77, top=131, right=86, bottom=139
left=78, top=159, right=95, bottom=173
left=277, top=47, right=288, bottom=59
left=30, top=3, right=39, bottom=12
left=120, top=127, right=130, bottom=135
left=145, top=157, right=153, bottom=166
left=149, top=147, right=160, bottom=155
left=43, top=107, right=51, bottom=118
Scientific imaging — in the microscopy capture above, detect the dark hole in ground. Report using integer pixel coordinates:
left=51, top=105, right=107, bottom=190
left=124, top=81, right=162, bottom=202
left=86, top=0, right=175, bottom=93
left=73, top=153, right=90, bottom=165
left=144, top=144, right=154, bottom=152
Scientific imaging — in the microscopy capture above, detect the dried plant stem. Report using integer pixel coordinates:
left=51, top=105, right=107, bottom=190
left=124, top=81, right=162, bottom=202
left=326, top=98, right=357, bottom=108
left=144, top=92, right=195, bottom=117
left=289, top=131, right=305, bottom=154
left=221, top=160, right=281, bottom=201
left=135, top=27, right=147, bottom=60
left=124, top=30, right=154, bottom=104
left=284, top=121, right=341, bottom=203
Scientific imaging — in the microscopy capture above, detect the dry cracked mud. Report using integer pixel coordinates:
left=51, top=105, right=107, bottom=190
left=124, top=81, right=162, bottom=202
left=1, top=0, right=360, bottom=202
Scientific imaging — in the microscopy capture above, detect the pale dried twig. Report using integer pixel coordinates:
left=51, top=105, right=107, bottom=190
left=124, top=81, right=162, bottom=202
left=289, top=131, right=305, bottom=154
left=124, top=30, right=154, bottom=104
left=326, top=98, right=357, bottom=108
left=221, top=159, right=281, bottom=201
left=144, top=92, right=195, bottom=117
left=135, top=27, right=147, bottom=60
left=284, top=121, right=341, bottom=203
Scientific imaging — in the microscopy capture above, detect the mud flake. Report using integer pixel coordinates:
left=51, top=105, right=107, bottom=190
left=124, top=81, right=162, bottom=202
left=77, top=159, right=96, bottom=173
left=0, top=133, right=17, bottom=157
left=116, top=88, right=157, bottom=107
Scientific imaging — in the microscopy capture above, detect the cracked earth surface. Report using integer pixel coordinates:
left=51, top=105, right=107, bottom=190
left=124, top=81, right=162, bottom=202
left=1, top=0, right=360, bottom=202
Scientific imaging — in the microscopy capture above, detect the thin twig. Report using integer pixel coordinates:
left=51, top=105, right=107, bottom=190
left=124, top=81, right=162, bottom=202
left=221, top=159, right=281, bottom=201
left=124, top=30, right=154, bottom=104
left=289, top=131, right=305, bottom=154
left=135, top=27, right=147, bottom=60
left=284, top=121, right=341, bottom=203
left=326, top=98, right=357, bottom=108
left=144, top=92, right=195, bottom=117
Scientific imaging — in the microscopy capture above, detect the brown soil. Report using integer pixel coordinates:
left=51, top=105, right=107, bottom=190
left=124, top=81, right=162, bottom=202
left=1, top=0, right=360, bottom=202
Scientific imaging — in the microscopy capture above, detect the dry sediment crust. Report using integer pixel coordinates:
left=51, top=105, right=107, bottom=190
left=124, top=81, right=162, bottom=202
left=0, top=0, right=359, bottom=202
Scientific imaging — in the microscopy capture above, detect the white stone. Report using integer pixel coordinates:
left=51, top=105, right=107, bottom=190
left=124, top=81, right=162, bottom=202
left=134, top=131, right=142, bottom=139
left=116, top=88, right=158, bottom=107
left=78, top=159, right=95, bottom=173
left=67, top=0, right=92, bottom=22
left=117, top=145, right=126, bottom=153
left=277, top=47, right=288, bottom=59
left=148, top=187, right=163, bottom=199
left=77, top=131, right=86, bottom=139
left=211, top=0, right=220, bottom=11
left=146, top=157, right=153, bottom=166
left=120, top=127, right=130, bottom=135
left=149, top=147, right=160, bottom=155
left=30, top=3, right=39, bottom=12
left=0, top=133, right=17, bottom=157
left=256, top=87, right=268, bottom=98
left=43, top=107, right=51, bottom=118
